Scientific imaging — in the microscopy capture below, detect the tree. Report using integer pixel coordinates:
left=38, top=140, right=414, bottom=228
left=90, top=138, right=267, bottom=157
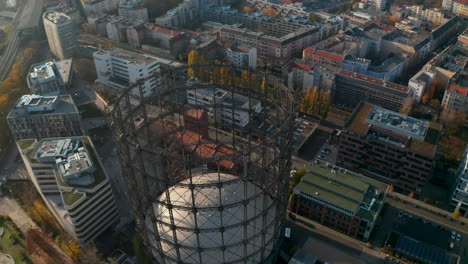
left=389, top=14, right=401, bottom=26
left=262, top=7, right=278, bottom=18
left=310, top=13, right=321, bottom=22
left=103, top=41, right=112, bottom=49
left=61, top=238, right=81, bottom=261
left=241, top=70, right=250, bottom=88
left=453, top=209, right=461, bottom=218
left=79, top=244, right=105, bottom=264
left=400, top=97, right=413, bottom=115
left=261, top=75, right=267, bottom=94
left=187, top=50, right=200, bottom=78
left=242, top=6, right=256, bottom=12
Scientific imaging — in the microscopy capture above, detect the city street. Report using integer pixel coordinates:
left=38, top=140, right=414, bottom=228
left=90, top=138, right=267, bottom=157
left=283, top=212, right=388, bottom=264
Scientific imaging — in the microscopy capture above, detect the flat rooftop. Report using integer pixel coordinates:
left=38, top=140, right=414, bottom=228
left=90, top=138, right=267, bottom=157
left=345, top=103, right=441, bottom=155
left=367, top=106, right=429, bottom=139
left=94, top=47, right=159, bottom=66
left=44, top=11, right=72, bottom=24
left=29, top=61, right=57, bottom=83
left=338, top=69, right=409, bottom=93
left=8, top=94, right=78, bottom=118
left=294, top=161, right=388, bottom=222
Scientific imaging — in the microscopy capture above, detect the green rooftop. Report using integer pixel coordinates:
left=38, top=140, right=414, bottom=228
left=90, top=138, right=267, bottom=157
left=17, top=139, right=35, bottom=150
left=62, top=191, right=85, bottom=206
left=294, top=162, right=389, bottom=222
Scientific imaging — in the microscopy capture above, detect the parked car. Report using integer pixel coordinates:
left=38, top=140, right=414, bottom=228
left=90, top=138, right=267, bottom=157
left=457, top=233, right=461, bottom=241
left=451, top=231, right=456, bottom=239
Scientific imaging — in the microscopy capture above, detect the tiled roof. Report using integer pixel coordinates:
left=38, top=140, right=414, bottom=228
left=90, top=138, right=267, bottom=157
left=447, top=84, right=468, bottom=96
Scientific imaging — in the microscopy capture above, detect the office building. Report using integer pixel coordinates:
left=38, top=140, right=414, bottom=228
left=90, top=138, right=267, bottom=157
left=80, top=0, right=116, bottom=15
left=118, top=0, right=148, bottom=22
left=332, top=69, right=410, bottom=112
left=93, top=48, right=161, bottom=97
left=7, top=95, right=82, bottom=140
left=18, top=137, right=119, bottom=244
left=43, top=11, right=77, bottom=60
left=226, top=43, right=257, bottom=69
left=290, top=161, right=388, bottom=241
left=27, top=60, right=73, bottom=95
left=186, top=81, right=262, bottom=128
left=450, top=145, right=468, bottom=217
left=337, top=103, right=441, bottom=194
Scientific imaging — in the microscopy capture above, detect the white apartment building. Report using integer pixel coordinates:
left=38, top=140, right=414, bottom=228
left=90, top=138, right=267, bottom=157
left=119, top=0, right=148, bottom=22
left=80, top=0, right=117, bottom=15
left=93, top=48, right=161, bottom=97
left=408, top=67, right=436, bottom=102
left=18, top=137, right=119, bottom=244
left=407, top=6, right=450, bottom=25
left=374, top=0, right=386, bottom=10
left=451, top=145, right=468, bottom=217
left=43, top=11, right=77, bottom=60
left=226, top=44, right=257, bottom=70
left=441, top=84, right=468, bottom=113
left=186, top=80, right=262, bottom=128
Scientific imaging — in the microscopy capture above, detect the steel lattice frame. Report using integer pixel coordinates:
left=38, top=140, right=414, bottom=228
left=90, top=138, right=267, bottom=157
left=110, top=65, right=296, bottom=264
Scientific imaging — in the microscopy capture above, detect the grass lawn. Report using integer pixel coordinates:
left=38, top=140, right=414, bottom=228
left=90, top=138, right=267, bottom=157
left=0, top=217, right=31, bottom=263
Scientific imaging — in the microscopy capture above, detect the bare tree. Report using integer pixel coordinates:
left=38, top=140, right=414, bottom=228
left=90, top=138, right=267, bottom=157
left=78, top=243, right=105, bottom=264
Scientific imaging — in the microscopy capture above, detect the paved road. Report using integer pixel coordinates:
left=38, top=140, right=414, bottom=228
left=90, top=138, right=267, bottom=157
left=284, top=212, right=388, bottom=264
left=0, top=30, right=20, bottom=80
left=0, top=196, right=37, bottom=233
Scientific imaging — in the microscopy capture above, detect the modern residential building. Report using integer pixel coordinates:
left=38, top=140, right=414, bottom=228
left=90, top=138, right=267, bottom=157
left=27, top=59, right=73, bottom=95
left=155, top=0, right=199, bottom=28
left=43, top=11, right=77, bottom=60
left=450, top=145, right=468, bottom=217
left=7, top=95, right=82, bottom=140
left=18, top=137, right=119, bottom=244
left=332, top=69, right=410, bottom=112
left=80, top=0, right=116, bottom=15
left=336, top=103, right=441, bottom=194
left=186, top=80, right=262, bottom=128
left=118, top=0, right=148, bottom=22
left=93, top=48, right=161, bottom=97
left=226, top=43, right=257, bottom=69
left=290, top=161, right=389, bottom=241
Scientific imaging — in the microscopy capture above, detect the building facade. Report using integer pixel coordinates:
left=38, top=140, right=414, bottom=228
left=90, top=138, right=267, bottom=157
left=43, top=11, right=77, bottom=60
left=290, top=161, right=389, bottom=241
left=18, top=137, right=119, bottom=244
left=441, top=84, right=468, bottom=113
left=332, top=69, right=410, bottom=112
left=450, top=145, right=468, bottom=217
left=186, top=81, right=262, bottom=128
left=80, top=0, right=116, bottom=15
left=118, top=0, right=148, bottom=22
left=93, top=48, right=161, bottom=97
left=336, top=103, right=441, bottom=195
left=226, top=44, right=257, bottom=69
left=7, top=95, right=82, bottom=140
